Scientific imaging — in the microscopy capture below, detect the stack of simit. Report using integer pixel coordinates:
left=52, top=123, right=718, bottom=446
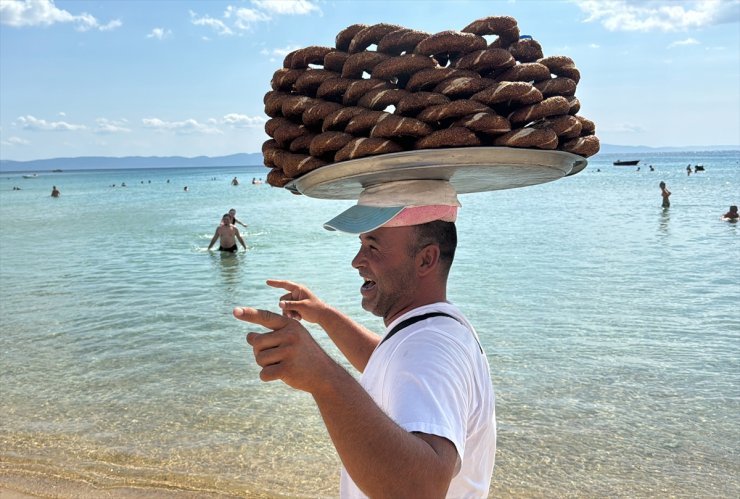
left=262, top=16, right=600, bottom=188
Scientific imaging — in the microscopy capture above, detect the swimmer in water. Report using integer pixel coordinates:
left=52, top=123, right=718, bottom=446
left=208, top=214, right=247, bottom=252
left=722, top=205, right=738, bottom=221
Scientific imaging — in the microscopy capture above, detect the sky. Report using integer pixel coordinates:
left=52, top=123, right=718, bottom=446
left=0, top=0, right=738, bottom=161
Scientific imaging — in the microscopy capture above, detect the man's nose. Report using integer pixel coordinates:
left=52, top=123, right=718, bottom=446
left=351, top=249, right=364, bottom=269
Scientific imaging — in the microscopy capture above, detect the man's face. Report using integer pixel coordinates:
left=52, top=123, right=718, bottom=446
left=351, top=226, right=418, bottom=322
left=222, top=216, right=231, bottom=225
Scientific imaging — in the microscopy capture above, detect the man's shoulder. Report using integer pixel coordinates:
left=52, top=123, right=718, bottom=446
left=388, top=303, right=481, bottom=355
left=392, top=303, right=467, bottom=327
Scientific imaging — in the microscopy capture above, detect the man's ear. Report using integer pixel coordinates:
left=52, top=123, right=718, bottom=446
left=416, top=244, right=440, bottom=277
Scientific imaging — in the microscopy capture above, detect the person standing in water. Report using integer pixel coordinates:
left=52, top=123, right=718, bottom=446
left=659, top=181, right=671, bottom=208
left=228, top=208, right=248, bottom=228
left=51, top=186, right=60, bottom=197
left=208, top=214, right=246, bottom=252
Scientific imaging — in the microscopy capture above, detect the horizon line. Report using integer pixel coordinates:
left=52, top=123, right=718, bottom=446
left=2, top=144, right=740, bottom=164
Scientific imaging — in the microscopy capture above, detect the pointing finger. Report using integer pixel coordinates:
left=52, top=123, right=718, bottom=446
left=266, top=279, right=299, bottom=292
left=233, top=307, right=291, bottom=329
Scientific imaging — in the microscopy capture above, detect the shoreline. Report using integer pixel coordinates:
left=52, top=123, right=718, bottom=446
left=0, top=471, right=277, bottom=499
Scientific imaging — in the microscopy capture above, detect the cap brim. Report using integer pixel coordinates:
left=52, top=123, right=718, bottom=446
left=324, top=205, right=404, bottom=233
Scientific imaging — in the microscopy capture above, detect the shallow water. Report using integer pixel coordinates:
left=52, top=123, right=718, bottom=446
left=1, top=151, right=739, bottom=497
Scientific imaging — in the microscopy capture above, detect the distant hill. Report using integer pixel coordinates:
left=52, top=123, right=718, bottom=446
left=597, top=144, right=739, bottom=154
left=0, top=153, right=264, bottom=172
left=1, top=145, right=737, bottom=172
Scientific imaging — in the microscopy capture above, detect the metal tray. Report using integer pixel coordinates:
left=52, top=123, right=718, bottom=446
left=285, top=147, right=587, bottom=199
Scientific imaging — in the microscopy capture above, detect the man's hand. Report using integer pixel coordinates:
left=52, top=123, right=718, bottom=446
left=233, top=306, right=337, bottom=394
left=266, top=279, right=328, bottom=324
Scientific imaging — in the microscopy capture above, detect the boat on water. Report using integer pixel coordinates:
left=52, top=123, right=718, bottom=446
left=22, top=173, right=39, bottom=178
left=52, top=169, right=63, bottom=172
left=613, top=160, right=640, bottom=166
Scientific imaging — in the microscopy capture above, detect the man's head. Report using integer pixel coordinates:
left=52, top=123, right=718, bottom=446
left=350, top=221, right=457, bottom=323
left=222, top=214, right=232, bottom=224
left=324, top=179, right=461, bottom=323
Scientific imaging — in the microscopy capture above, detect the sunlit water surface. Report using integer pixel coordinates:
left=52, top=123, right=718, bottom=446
left=1, top=151, right=738, bottom=497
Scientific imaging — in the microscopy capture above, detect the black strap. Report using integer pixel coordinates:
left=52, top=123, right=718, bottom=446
left=379, top=312, right=482, bottom=353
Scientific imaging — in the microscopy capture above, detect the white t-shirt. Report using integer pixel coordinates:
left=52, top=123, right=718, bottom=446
left=339, top=302, right=496, bottom=498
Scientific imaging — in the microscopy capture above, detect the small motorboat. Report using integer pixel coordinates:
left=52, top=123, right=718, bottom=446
left=613, top=160, right=640, bottom=166
left=22, top=173, right=39, bottom=178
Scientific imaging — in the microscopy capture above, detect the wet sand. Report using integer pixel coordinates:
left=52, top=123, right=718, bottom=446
left=0, top=471, right=275, bottom=499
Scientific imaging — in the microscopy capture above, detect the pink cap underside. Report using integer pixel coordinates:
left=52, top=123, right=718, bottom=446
left=384, top=205, right=457, bottom=227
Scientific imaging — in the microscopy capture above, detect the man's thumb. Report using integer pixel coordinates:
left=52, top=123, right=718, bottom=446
left=278, top=300, right=304, bottom=320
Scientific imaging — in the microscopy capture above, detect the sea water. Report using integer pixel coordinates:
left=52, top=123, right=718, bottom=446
left=1, top=151, right=738, bottom=498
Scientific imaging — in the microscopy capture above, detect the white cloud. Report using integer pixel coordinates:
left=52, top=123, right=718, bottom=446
left=98, top=19, right=122, bottom=32
left=251, top=0, right=321, bottom=16
left=147, top=27, right=172, bottom=40
left=190, top=10, right=234, bottom=36
left=2, top=136, right=31, bottom=146
left=668, top=37, right=700, bottom=48
left=95, top=118, right=131, bottom=134
left=573, top=0, right=740, bottom=32
left=231, top=7, right=271, bottom=30
left=0, top=0, right=121, bottom=31
left=589, top=43, right=600, bottom=48
left=607, top=123, right=647, bottom=133
left=192, top=1, right=319, bottom=34
left=15, top=115, right=86, bottom=131
left=222, top=113, right=267, bottom=128
left=142, top=118, right=222, bottom=135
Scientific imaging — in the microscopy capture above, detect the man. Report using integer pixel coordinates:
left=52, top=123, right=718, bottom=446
left=51, top=185, right=60, bottom=197
left=208, top=214, right=246, bottom=252
left=234, top=180, right=496, bottom=498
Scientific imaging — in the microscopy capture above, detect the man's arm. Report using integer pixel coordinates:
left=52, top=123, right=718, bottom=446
left=234, top=307, right=458, bottom=498
left=207, top=229, right=220, bottom=250
left=235, top=229, right=247, bottom=250
left=267, top=280, right=379, bottom=372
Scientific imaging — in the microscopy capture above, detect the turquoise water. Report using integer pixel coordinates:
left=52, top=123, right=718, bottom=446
left=1, top=151, right=738, bottom=497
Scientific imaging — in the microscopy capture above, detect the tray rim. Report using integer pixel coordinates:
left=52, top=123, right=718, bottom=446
left=285, top=147, right=588, bottom=199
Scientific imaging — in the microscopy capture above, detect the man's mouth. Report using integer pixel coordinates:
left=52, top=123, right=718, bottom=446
left=361, top=278, right=376, bottom=294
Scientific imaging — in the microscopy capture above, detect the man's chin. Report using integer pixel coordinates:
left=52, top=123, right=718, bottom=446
left=360, top=300, right=382, bottom=317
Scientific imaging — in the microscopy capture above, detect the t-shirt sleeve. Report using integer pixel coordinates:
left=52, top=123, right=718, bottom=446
left=382, top=328, right=473, bottom=460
